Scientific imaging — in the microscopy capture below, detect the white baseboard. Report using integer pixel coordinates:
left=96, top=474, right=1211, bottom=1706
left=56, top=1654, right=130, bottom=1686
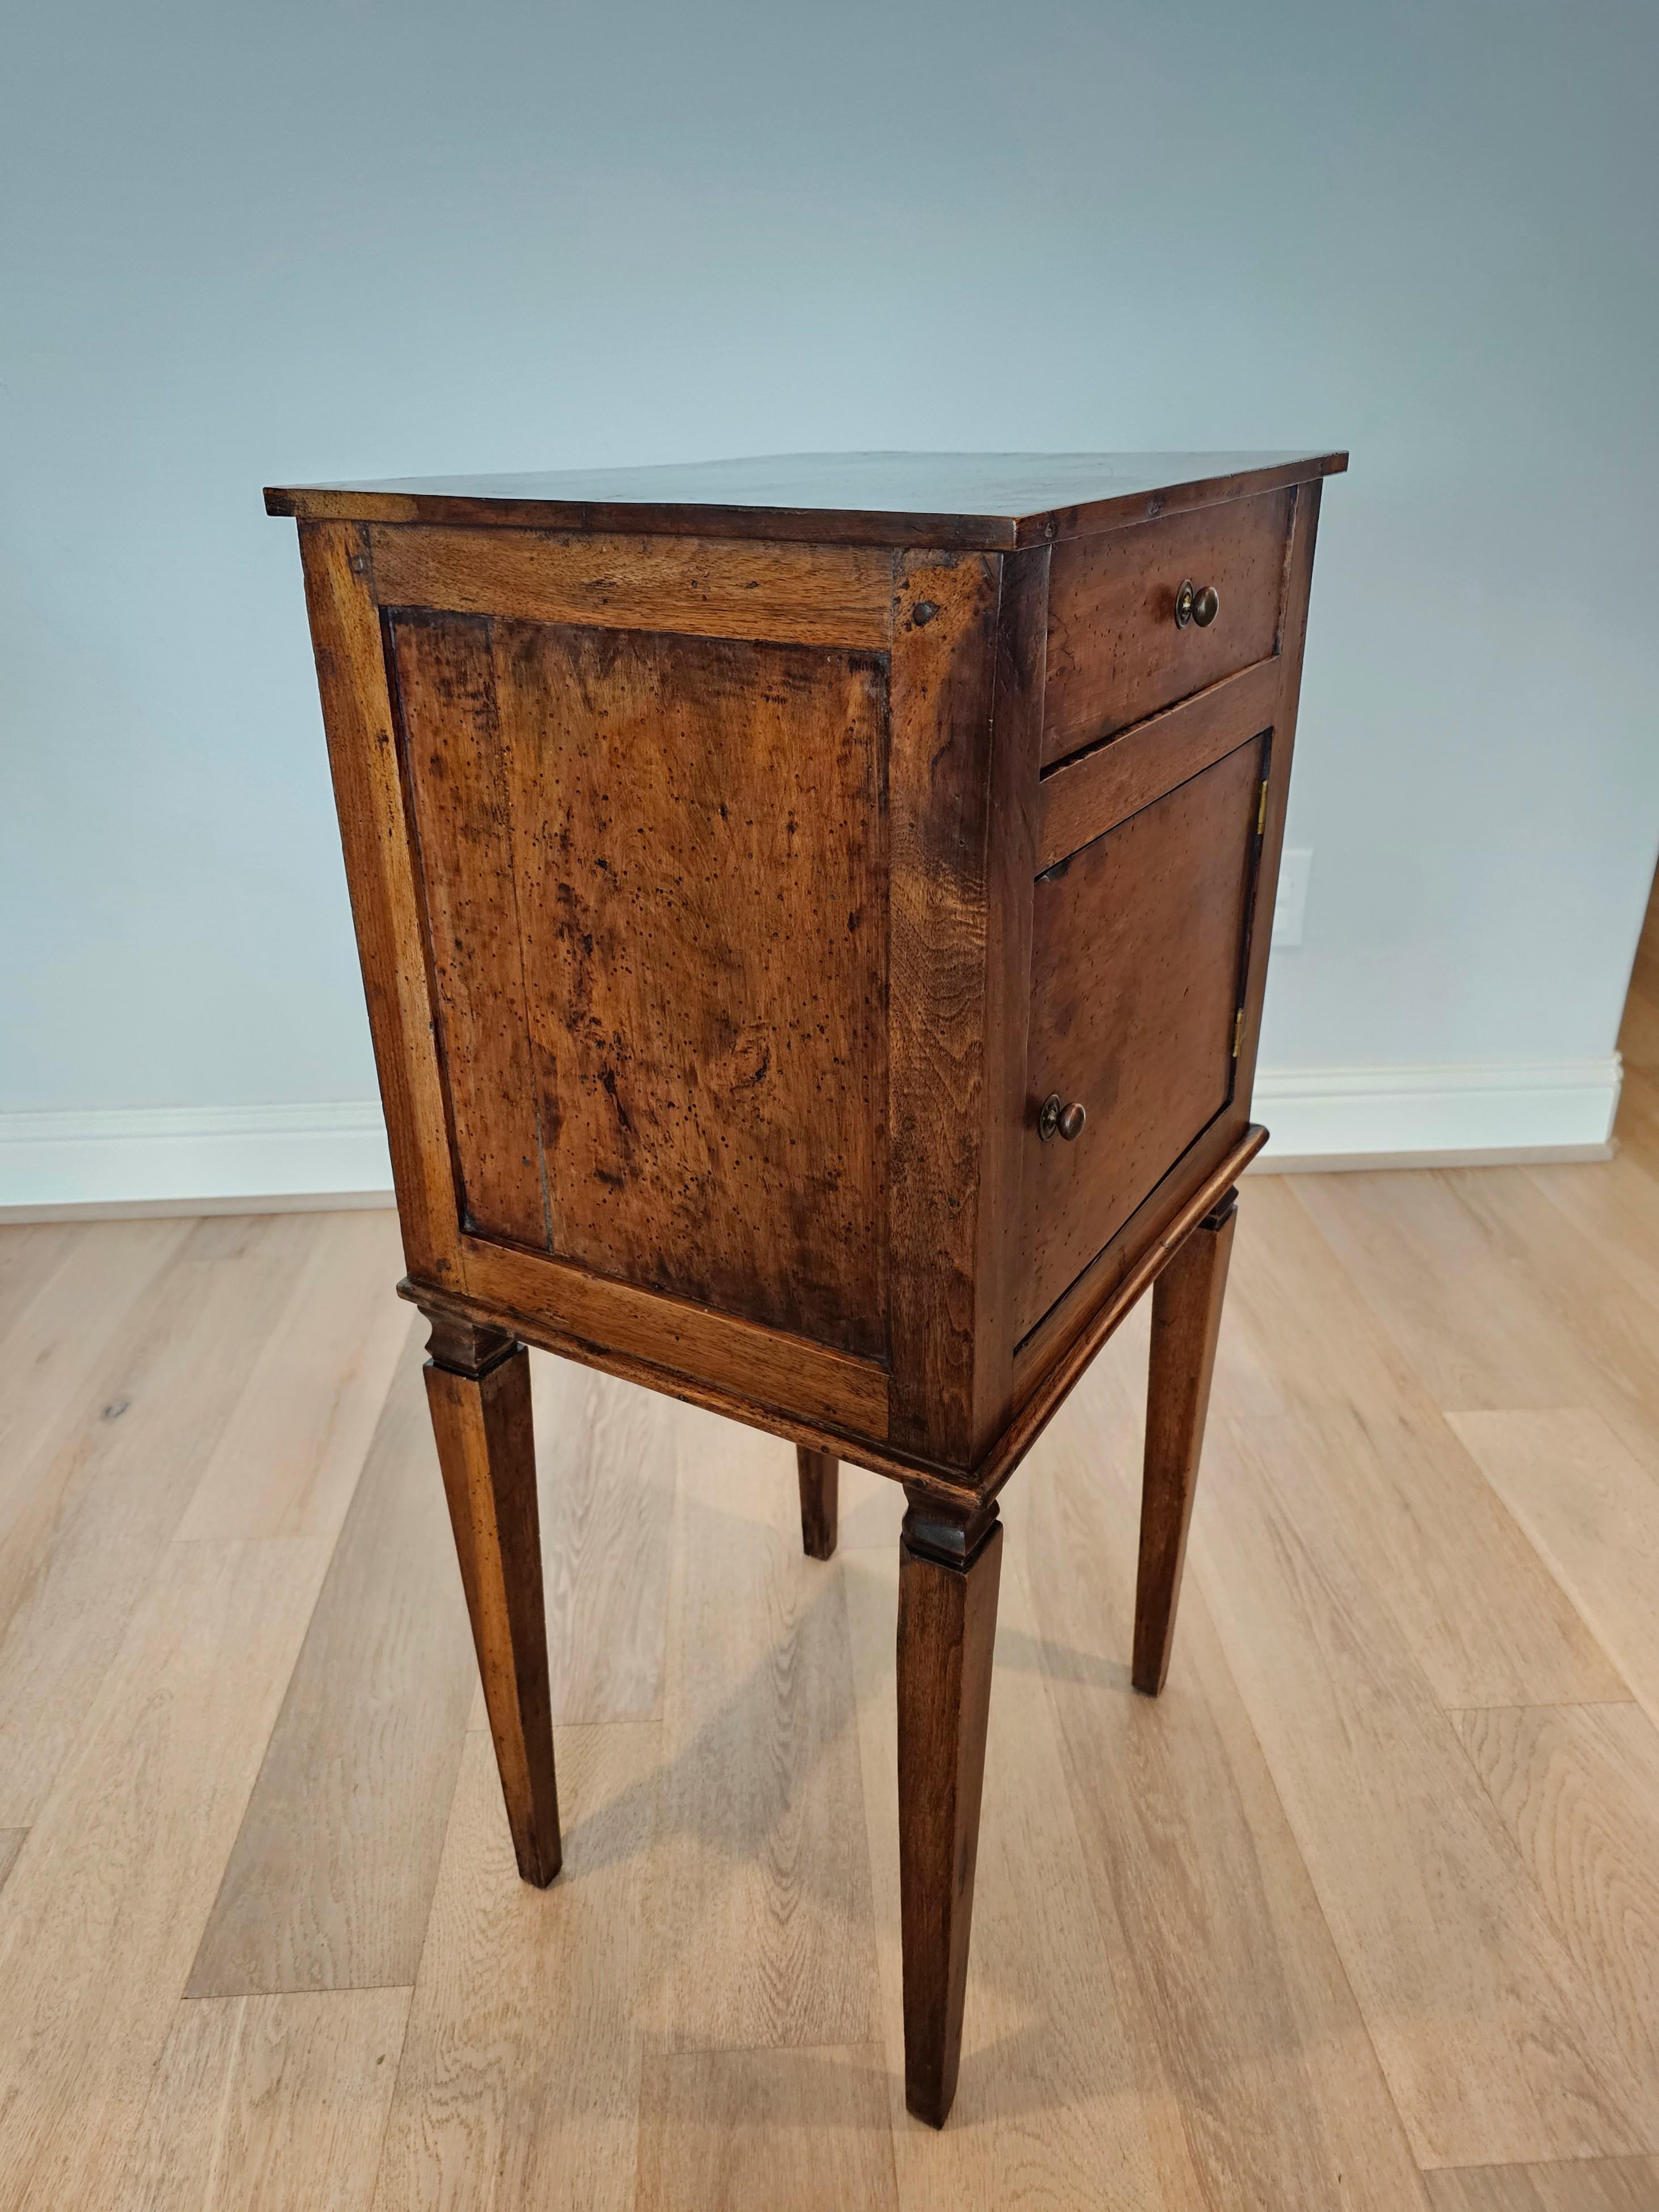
left=0, top=1102, right=395, bottom=1222
left=1249, top=1055, right=1622, bottom=1172
left=0, top=1056, right=1624, bottom=1221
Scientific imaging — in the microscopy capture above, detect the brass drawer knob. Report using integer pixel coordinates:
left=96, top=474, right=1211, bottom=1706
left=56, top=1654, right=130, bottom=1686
left=1038, top=1094, right=1087, bottom=1143
left=1174, top=579, right=1220, bottom=629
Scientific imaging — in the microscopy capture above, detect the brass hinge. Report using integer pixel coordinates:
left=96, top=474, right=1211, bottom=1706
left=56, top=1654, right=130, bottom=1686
left=1232, top=1008, right=1245, bottom=1058
left=1256, top=779, right=1269, bottom=836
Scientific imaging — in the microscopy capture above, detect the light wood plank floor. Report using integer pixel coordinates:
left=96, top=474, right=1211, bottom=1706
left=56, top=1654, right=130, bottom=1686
left=4, top=884, right=1659, bottom=2209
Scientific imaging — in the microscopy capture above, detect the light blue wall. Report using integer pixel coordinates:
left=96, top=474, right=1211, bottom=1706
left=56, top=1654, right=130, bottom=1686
left=4, top=0, right=1656, bottom=1112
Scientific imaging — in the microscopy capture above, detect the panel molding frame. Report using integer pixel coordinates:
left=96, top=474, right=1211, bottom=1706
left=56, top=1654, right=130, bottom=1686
left=885, top=549, right=1005, bottom=1467
left=367, top=523, right=897, bottom=648
left=1035, top=657, right=1280, bottom=870
left=454, top=1232, right=891, bottom=1439
left=298, top=521, right=461, bottom=1286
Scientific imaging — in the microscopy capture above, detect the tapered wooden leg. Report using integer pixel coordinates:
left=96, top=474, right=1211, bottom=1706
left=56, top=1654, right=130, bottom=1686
left=422, top=1312, right=561, bottom=1885
left=1133, top=1189, right=1239, bottom=1697
left=896, top=1492, right=1002, bottom=2128
left=796, top=1444, right=839, bottom=1559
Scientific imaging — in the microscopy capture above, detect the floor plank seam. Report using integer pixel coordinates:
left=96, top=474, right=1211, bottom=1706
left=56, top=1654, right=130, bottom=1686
left=363, top=1741, right=471, bottom=2211
left=1417, top=2150, right=1659, bottom=2175
left=176, top=1978, right=423, bottom=2002
left=1444, top=1696, right=1643, bottom=1715
left=359, top=1989, right=418, bottom=2211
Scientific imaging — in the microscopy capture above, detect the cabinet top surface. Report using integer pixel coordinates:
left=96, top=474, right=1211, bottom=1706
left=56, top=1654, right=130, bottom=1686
left=265, top=447, right=1346, bottom=549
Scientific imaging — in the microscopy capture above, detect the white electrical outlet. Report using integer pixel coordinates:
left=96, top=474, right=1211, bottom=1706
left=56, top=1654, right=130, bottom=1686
left=1272, top=847, right=1312, bottom=948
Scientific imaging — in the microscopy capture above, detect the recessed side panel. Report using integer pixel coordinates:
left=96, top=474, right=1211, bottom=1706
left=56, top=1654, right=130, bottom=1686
left=396, top=617, right=891, bottom=1361
left=1016, top=734, right=1267, bottom=1338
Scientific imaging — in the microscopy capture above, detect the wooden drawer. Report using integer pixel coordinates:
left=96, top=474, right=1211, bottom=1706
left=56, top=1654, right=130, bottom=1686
left=1015, top=733, right=1267, bottom=1338
left=1042, top=489, right=1292, bottom=767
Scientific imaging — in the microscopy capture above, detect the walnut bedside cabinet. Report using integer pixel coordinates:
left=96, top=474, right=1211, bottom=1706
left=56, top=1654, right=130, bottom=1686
left=267, top=449, right=1344, bottom=2128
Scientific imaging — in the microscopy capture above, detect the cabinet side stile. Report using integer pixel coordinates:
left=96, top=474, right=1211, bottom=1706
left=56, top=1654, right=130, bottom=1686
left=1232, top=479, right=1323, bottom=1115
left=295, top=519, right=462, bottom=1287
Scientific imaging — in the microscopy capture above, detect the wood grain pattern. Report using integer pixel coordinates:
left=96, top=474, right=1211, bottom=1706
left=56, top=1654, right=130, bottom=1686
left=0, top=1536, right=332, bottom=2210
left=116, top=1987, right=410, bottom=2212
left=1291, top=1169, right=1591, bottom=1415
left=298, top=521, right=462, bottom=1285
left=1195, top=1410, right=1658, bottom=2166
left=1230, top=480, right=1322, bottom=1110
left=389, top=612, right=545, bottom=1247
left=1019, top=737, right=1263, bottom=1335
left=795, top=1444, right=839, bottom=1561
left=1133, top=1191, right=1237, bottom=1695
left=1225, top=1180, right=1626, bottom=1710
left=822, top=1454, right=904, bottom=1554
left=506, top=1350, right=675, bottom=1725
left=0, top=1218, right=191, bottom=1551
left=19, top=1113, right=1659, bottom=2200
left=1043, top=488, right=1292, bottom=763
left=845, top=1533, right=1212, bottom=2207
left=425, top=1325, right=560, bottom=1887
left=634, top=2046, right=898, bottom=2212
left=1618, top=874, right=1659, bottom=1076
left=450, top=1236, right=890, bottom=1437
left=1623, top=987, right=1659, bottom=1071
left=175, top=1209, right=410, bottom=1541
left=1424, top=2157, right=1659, bottom=2211
left=646, top=1407, right=879, bottom=2051
left=1035, top=655, right=1280, bottom=872
left=370, top=522, right=896, bottom=647
left=487, top=616, right=890, bottom=1356
left=1449, top=1408, right=1659, bottom=1728
left=1022, top=1384, right=1434, bottom=2212
left=1302, top=1160, right=1659, bottom=1504
left=1443, top=1166, right=1659, bottom=1479
left=896, top=1513, right=1002, bottom=2126
left=1614, top=1063, right=1659, bottom=1161
left=188, top=1334, right=476, bottom=1996
left=1451, top=1702, right=1659, bottom=2097
left=0, top=1216, right=315, bottom=1828
left=970, top=543, right=1048, bottom=1461
left=283, top=463, right=1331, bottom=1502
left=0, top=1224, right=74, bottom=1344
left=262, top=453, right=1348, bottom=2146
left=884, top=551, right=1002, bottom=1464
left=414, top=1269, right=907, bottom=1496
left=1526, top=1145, right=1659, bottom=1322
left=371, top=1723, right=659, bottom=2212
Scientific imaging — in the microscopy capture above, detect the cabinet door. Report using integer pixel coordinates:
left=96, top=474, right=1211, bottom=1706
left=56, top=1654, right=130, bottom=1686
left=1016, top=735, right=1267, bottom=1338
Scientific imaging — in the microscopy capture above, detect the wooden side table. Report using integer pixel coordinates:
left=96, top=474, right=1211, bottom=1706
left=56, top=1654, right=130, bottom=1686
left=268, top=449, right=1344, bottom=2126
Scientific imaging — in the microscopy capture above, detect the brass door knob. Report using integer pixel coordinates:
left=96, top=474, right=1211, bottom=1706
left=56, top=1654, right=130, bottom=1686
left=1174, top=580, right=1220, bottom=629
left=1038, top=1094, right=1087, bottom=1143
